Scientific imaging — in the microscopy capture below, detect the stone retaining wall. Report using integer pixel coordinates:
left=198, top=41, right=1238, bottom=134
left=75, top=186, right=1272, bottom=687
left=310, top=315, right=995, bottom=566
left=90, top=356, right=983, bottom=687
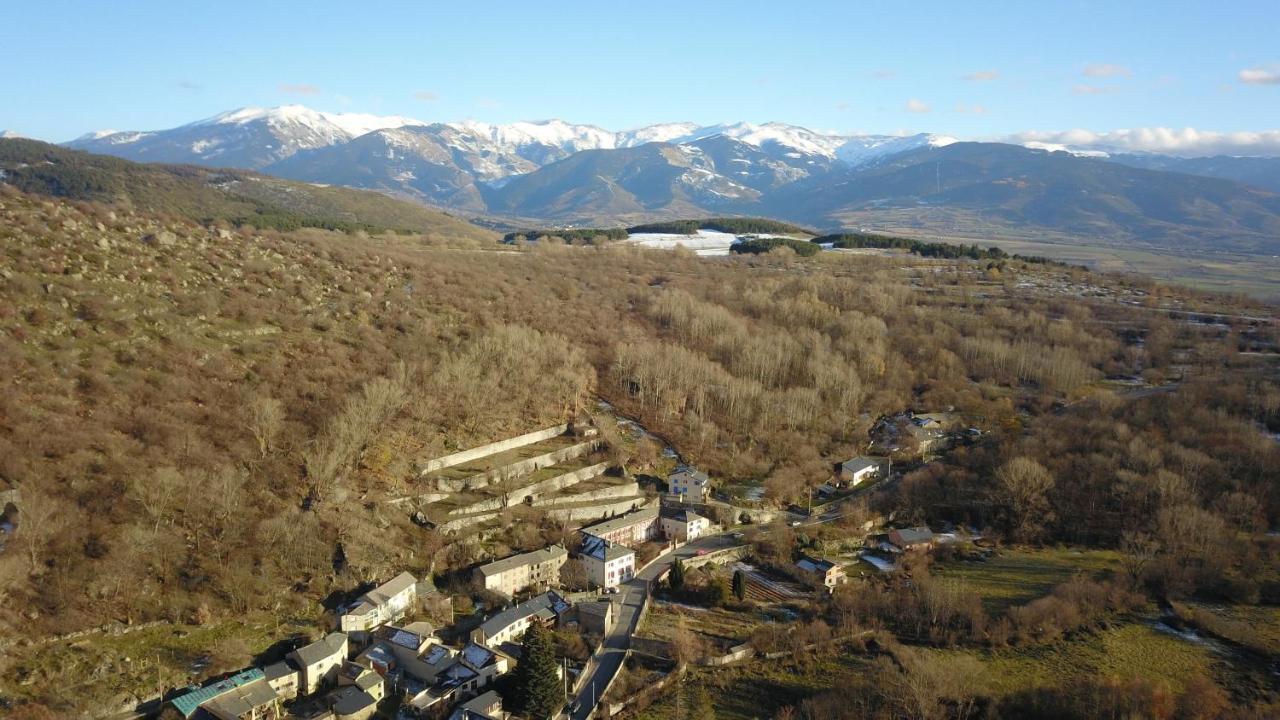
left=435, top=439, right=600, bottom=494
left=546, top=496, right=652, bottom=524
left=416, top=424, right=569, bottom=475
left=532, top=479, right=638, bottom=508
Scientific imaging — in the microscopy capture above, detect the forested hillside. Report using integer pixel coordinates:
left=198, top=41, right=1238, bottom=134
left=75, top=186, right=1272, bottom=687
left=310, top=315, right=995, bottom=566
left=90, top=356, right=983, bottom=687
left=0, top=138, right=494, bottom=241
left=0, top=176, right=1277, bottom=715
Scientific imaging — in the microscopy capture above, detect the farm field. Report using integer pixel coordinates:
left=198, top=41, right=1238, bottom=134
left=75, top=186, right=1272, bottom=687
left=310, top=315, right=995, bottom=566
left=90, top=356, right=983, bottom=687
left=932, top=547, right=1122, bottom=615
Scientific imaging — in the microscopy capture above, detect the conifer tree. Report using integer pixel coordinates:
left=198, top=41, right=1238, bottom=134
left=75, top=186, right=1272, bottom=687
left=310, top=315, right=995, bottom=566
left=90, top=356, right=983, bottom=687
left=732, top=569, right=747, bottom=602
left=511, top=623, right=564, bottom=719
left=670, top=558, right=686, bottom=590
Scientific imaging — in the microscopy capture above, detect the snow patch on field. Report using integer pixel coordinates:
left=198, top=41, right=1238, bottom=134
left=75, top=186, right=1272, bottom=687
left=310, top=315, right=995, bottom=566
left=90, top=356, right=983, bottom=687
left=621, top=229, right=740, bottom=256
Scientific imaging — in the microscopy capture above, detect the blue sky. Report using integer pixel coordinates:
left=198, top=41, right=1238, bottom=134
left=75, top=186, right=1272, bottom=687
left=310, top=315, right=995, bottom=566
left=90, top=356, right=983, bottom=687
left=4, top=0, right=1279, bottom=148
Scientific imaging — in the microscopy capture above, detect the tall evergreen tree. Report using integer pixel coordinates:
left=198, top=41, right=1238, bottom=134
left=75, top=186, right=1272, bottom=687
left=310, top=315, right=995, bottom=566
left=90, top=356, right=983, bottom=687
left=732, top=569, right=747, bottom=602
left=510, top=623, right=564, bottom=719
left=670, top=558, right=686, bottom=590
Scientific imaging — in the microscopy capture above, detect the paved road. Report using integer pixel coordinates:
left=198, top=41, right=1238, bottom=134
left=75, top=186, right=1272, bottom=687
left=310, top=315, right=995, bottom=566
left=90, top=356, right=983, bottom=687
left=567, top=534, right=738, bottom=720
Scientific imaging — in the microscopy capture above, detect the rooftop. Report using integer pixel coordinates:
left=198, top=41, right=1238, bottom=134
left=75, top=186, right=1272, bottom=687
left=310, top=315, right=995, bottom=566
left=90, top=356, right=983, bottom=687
left=670, top=467, right=709, bottom=484
left=331, top=686, right=377, bottom=715
left=662, top=508, right=706, bottom=524
left=262, top=660, right=296, bottom=682
left=292, top=632, right=347, bottom=667
left=170, top=668, right=265, bottom=719
left=581, top=534, right=634, bottom=562
left=579, top=506, right=658, bottom=537
left=202, top=677, right=279, bottom=718
left=892, top=527, right=935, bottom=545
left=796, top=556, right=838, bottom=573
left=841, top=457, right=878, bottom=474
left=476, top=545, right=567, bottom=577
left=478, top=590, right=571, bottom=639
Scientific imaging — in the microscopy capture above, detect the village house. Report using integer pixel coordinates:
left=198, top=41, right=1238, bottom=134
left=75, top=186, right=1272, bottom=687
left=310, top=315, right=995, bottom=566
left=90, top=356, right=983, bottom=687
left=580, top=534, right=636, bottom=589
left=838, top=457, right=881, bottom=486
left=339, top=571, right=418, bottom=632
left=338, top=662, right=386, bottom=703
left=667, top=467, right=710, bottom=503
left=574, top=600, right=614, bottom=636
left=401, top=643, right=512, bottom=716
left=470, top=590, right=571, bottom=648
left=473, top=545, right=568, bottom=599
left=579, top=506, right=660, bottom=547
left=795, top=555, right=847, bottom=591
left=262, top=661, right=300, bottom=701
left=660, top=508, right=710, bottom=542
left=447, top=689, right=508, bottom=720
left=329, top=685, right=378, bottom=720
left=289, top=632, right=349, bottom=696
left=889, top=527, right=936, bottom=552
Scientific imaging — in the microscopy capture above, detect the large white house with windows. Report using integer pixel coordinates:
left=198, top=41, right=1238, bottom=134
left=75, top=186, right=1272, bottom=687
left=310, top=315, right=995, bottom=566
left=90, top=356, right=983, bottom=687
left=579, top=534, right=635, bottom=589
left=339, top=571, right=418, bottom=632
left=667, top=467, right=710, bottom=503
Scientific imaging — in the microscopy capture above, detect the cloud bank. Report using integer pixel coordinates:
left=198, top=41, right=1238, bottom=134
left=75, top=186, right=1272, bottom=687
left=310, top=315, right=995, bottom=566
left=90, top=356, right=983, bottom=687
left=1004, top=127, right=1280, bottom=157
left=1239, top=66, right=1280, bottom=85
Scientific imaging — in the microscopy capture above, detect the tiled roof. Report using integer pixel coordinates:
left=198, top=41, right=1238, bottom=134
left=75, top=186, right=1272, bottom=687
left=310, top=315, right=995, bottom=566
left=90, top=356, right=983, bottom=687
left=841, top=457, right=878, bottom=474
left=478, top=591, right=570, bottom=639
left=580, top=507, right=657, bottom=536
left=476, top=545, right=567, bottom=577
left=292, top=632, right=347, bottom=667
left=581, top=534, right=633, bottom=562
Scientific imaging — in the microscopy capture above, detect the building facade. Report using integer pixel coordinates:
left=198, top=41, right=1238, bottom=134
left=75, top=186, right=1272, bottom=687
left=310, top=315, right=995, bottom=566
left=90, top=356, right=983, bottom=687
left=579, top=507, right=659, bottom=547
left=473, top=545, right=568, bottom=598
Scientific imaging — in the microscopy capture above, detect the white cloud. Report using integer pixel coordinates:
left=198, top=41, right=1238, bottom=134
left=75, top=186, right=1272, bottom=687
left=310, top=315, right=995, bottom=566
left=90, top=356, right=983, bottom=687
left=955, top=103, right=988, bottom=114
left=413, top=90, right=439, bottom=102
left=905, top=98, right=931, bottom=113
left=871, top=69, right=896, bottom=79
left=963, top=70, right=1000, bottom=82
left=1239, top=65, right=1280, bottom=85
left=1004, top=127, right=1280, bottom=157
left=1083, top=63, right=1131, bottom=78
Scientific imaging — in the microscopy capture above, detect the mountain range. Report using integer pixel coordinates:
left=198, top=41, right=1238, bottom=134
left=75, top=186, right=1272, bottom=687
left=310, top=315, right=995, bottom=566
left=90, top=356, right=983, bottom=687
left=63, top=106, right=1280, bottom=255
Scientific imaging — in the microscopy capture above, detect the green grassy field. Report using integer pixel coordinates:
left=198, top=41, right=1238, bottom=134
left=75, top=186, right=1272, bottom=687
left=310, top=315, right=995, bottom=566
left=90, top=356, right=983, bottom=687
left=933, top=547, right=1122, bottom=615
left=929, top=624, right=1216, bottom=697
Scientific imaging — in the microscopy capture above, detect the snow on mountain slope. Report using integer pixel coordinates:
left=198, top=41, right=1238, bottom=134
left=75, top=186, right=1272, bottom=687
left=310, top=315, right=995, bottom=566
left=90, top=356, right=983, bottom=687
left=192, top=105, right=424, bottom=144
left=834, top=133, right=957, bottom=166
left=448, top=119, right=619, bottom=154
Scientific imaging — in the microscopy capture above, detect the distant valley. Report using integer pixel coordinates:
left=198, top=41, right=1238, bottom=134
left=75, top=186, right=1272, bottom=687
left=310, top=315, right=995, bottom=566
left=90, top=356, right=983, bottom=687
left=47, top=105, right=1280, bottom=297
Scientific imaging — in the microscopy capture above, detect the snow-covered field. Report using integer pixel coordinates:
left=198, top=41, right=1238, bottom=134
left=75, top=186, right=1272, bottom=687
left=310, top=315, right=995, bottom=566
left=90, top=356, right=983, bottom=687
left=621, top=229, right=740, bottom=256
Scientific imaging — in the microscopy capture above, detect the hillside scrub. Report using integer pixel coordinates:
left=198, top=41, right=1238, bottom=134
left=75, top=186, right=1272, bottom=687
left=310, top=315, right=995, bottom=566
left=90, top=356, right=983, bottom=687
left=0, top=180, right=1277, bottom=712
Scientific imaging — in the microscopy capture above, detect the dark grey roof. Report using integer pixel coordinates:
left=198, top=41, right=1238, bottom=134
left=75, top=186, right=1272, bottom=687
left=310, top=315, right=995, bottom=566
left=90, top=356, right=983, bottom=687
left=262, top=660, right=296, bottom=682
left=662, top=508, right=705, bottom=524
left=292, top=632, right=347, bottom=667
left=581, top=534, right=633, bottom=562
left=476, top=545, right=567, bottom=577
left=841, top=457, right=878, bottom=474
left=478, top=591, right=570, bottom=639
left=580, top=506, right=658, bottom=536
left=796, top=556, right=837, bottom=573
left=669, top=467, right=709, bottom=484
left=331, top=686, right=376, bottom=715
left=892, top=527, right=934, bottom=545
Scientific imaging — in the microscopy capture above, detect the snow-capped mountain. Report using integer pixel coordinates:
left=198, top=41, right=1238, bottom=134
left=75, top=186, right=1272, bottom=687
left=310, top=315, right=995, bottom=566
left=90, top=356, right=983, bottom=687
left=67, top=105, right=426, bottom=169
left=65, top=105, right=955, bottom=176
